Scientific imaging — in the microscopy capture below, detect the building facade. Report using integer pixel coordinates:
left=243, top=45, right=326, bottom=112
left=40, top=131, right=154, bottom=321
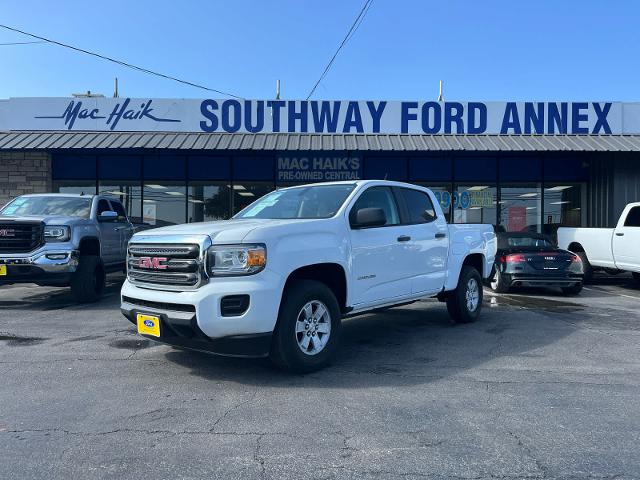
left=1, top=98, right=639, bottom=234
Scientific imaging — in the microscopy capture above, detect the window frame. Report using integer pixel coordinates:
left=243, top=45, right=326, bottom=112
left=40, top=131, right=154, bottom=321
left=348, top=186, right=402, bottom=229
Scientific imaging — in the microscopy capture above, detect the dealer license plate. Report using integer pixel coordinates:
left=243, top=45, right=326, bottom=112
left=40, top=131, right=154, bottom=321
left=137, top=313, right=160, bottom=337
left=0, top=265, right=6, bottom=276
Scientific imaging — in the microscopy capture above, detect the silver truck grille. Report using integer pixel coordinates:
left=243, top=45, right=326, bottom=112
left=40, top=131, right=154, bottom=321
left=127, top=243, right=204, bottom=289
left=0, top=222, right=44, bottom=253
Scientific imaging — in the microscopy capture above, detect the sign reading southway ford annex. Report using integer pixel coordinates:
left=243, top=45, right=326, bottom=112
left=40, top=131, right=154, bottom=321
left=2, top=97, right=640, bottom=134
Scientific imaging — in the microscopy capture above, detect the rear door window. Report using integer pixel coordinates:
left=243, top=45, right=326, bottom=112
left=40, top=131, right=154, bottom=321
left=399, top=188, right=437, bottom=224
left=624, top=206, right=640, bottom=227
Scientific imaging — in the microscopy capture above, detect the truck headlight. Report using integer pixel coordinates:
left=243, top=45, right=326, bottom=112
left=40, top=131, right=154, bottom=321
left=207, top=244, right=266, bottom=276
left=44, top=226, right=71, bottom=242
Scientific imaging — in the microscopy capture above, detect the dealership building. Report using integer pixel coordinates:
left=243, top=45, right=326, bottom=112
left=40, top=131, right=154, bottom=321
left=1, top=97, right=639, bottom=233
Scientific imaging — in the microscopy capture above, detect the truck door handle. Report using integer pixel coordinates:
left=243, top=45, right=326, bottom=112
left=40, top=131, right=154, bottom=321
left=615, top=232, right=624, bottom=236
left=397, top=235, right=411, bottom=242
left=435, top=233, right=446, bottom=239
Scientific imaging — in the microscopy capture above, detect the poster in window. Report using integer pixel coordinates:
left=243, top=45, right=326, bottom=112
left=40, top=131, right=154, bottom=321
left=508, top=206, right=527, bottom=232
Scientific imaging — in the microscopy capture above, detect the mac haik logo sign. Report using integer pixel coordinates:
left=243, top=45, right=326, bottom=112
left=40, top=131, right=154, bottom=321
left=1, top=98, right=638, bottom=134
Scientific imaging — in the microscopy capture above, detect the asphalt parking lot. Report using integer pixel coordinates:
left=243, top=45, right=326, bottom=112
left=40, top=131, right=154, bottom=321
left=1, top=275, right=640, bottom=480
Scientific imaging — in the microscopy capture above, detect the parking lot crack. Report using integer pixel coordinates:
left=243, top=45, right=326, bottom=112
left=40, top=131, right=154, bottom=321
left=253, top=432, right=266, bottom=479
left=209, top=387, right=259, bottom=433
left=507, top=430, right=548, bottom=478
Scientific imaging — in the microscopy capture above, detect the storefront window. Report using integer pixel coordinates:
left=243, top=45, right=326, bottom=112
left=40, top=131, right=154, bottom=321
left=544, top=183, right=585, bottom=236
left=53, top=180, right=97, bottom=196
left=232, top=182, right=275, bottom=215
left=499, top=184, right=542, bottom=233
left=187, top=183, right=231, bottom=222
left=99, top=181, right=142, bottom=223
left=143, top=183, right=187, bottom=227
left=452, top=184, right=497, bottom=226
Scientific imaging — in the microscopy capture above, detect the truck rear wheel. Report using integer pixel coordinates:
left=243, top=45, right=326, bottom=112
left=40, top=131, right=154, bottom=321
left=270, top=280, right=341, bottom=373
left=447, top=266, right=483, bottom=323
left=70, top=255, right=106, bottom=303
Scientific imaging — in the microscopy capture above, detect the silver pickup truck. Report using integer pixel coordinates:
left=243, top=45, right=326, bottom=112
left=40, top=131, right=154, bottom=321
left=0, top=193, right=134, bottom=301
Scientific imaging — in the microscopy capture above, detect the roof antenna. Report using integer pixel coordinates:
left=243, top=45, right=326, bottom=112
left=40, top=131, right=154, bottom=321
left=276, top=79, right=281, bottom=100
left=437, top=80, right=444, bottom=102
left=113, top=77, right=119, bottom=98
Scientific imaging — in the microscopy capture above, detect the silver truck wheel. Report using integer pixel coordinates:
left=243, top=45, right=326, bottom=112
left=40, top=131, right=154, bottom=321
left=466, top=278, right=480, bottom=312
left=270, top=280, right=341, bottom=373
left=447, top=265, right=483, bottom=324
left=295, top=300, right=332, bottom=356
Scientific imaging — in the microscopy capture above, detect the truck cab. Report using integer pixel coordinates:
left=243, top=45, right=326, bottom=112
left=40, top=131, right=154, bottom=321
left=558, top=202, right=640, bottom=282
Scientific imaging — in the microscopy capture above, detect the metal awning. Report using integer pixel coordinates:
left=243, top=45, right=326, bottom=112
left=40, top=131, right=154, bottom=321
left=1, top=131, right=640, bottom=152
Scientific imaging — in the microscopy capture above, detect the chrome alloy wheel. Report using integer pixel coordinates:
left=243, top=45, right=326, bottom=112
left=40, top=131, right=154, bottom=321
left=466, top=278, right=480, bottom=312
left=295, top=300, right=331, bottom=356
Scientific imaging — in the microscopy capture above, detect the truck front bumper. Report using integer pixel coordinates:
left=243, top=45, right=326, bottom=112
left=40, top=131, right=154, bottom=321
left=0, top=247, right=80, bottom=286
left=120, top=270, right=283, bottom=358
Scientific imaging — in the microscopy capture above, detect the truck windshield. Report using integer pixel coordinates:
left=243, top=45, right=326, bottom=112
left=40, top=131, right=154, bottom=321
left=0, top=196, right=92, bottom=218
left=235, top=184, right=356, bottom=219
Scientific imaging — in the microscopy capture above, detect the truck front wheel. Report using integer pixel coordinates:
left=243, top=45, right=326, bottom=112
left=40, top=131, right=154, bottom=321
left=70, top=255, right=106, bottom=303
left=447, top=266, right=483, bottom=323
left=270, top=280, right=342, bottom=373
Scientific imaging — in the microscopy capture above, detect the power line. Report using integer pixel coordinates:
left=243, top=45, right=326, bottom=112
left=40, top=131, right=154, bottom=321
left=0, top=40, right=46, bottom=46
left=0, top=24, right=243, bottom=99
left=306, top=0, right=374, bottom=100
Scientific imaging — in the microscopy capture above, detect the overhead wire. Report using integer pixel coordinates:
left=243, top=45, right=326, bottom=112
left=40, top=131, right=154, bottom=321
left=0, top=24, right=243, bottom=99
left=306, top=0, right=374, bottom=100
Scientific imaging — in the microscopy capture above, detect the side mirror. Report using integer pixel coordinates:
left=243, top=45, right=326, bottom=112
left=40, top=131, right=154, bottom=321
left=98, top=211, right=118, bottom=222
left=352, top=207, right=387, bottom=228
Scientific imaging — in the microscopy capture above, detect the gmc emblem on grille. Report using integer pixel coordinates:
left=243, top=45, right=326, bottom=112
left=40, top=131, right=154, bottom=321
left=138, top=257, right=168, bottom=270
left=0, top=228, right=16, bottom=237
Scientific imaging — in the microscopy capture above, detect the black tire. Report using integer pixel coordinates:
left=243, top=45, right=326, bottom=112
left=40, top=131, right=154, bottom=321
left=576, top=251, right=593, bottom=283
left=561, top=283, right=583, bottom=295
left=270, top=280, right=341, bottom=373
left=632, top=272, right=640, bottom=284
left=489, top=265, right=510, bottom=293
left=446, top=265, right=483, bottom=324
left=70, top=255, right=106, bottom=303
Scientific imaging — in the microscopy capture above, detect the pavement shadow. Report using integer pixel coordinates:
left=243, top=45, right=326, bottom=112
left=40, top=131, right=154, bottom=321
left=163, top=296, right=582, bottom=388
left=0, top=274, right=125, bottom=311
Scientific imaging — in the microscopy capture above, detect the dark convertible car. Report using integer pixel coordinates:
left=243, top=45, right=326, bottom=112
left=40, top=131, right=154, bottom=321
left=488, top=232, right=584, bottom=294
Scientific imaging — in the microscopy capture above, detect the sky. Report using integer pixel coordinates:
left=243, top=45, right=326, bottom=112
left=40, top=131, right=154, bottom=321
left=1, top=0, right=639, bottom=101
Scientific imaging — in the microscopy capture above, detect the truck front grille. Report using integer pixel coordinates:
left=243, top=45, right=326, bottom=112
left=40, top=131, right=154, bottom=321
left=0, top=222, right=44, bottom=253
left=127, top=243, right=205, bottom=289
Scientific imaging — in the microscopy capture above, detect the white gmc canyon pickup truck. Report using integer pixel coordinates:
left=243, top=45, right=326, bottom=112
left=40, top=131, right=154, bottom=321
left=121, top=180, right=496, bottom=372
left=558, top=202, right=640, bottom=283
